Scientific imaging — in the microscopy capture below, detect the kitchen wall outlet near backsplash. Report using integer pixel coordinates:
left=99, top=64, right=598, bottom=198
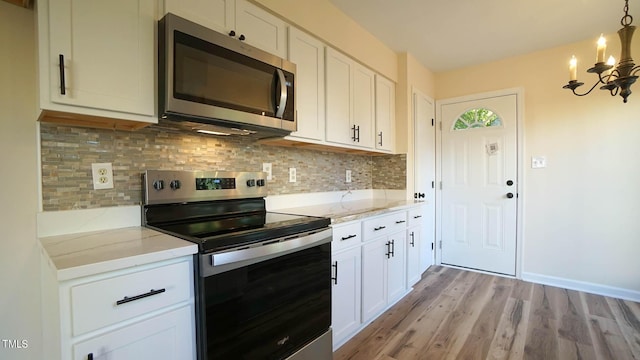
left=346, top=170, right=352, bottom=183
left=262, top=162, right=273, bottom=180
left=289, top=167, right=296, bottom=183
left=91, top=163, right=114, bottom=189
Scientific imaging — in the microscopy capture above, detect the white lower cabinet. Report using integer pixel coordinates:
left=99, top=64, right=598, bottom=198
left=406, top=224, right=422, bottom=287
left=73, top=305, right=193, bottom=360
left=42, top=256, right=196, bottom=360
left=331, top=206, right=425, bottom=350
left=331, top=246, right=361, bottom=347
left=361, top=230, right=406, bottom=323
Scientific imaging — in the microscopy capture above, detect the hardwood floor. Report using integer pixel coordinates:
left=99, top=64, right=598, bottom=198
left=333, top=266, right=640, bottom=360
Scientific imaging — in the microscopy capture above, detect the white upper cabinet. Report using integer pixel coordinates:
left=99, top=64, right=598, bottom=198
left=38, top=0, right=157, bottom=126
left=235, top=0, right=287, bottom=58
left=325, top=47, right=375, bottom=149
left=164, top=0, right=287, bottom=58
left=375, top=75, right=396, bottom=153
left=287, top=27, right=325, bottom=141
left=164, top=0, right=235, bottom=34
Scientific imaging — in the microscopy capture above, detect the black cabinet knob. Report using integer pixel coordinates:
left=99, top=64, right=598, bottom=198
left=506, top=180, right=514, bottom=186
left=506, top=192, right=514, bottom=199
left=239, top=34, right=246, bottom=41
left=229, top=30, right=236, bottom=37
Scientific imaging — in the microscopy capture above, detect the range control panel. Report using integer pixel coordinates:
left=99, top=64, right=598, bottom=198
left=144, top=170, right=267, bottom=205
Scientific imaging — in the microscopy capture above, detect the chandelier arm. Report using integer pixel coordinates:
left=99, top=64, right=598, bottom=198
left=569, top=80, right=603, bottom=97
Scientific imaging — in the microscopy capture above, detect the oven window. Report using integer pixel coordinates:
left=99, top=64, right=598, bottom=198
left=202, top=242, right=331, bottom=359
left=174, top=30, right=276, bottom=117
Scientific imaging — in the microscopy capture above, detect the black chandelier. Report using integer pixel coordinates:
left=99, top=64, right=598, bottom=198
left=563, top=0, right=639, bottom=103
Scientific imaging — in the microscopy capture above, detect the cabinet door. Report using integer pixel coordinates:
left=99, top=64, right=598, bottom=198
left=73, top=305, right=195, bottom=360
left=361, top=236, right=387, bottom=322
left=325, top=47, right=353, bottom=145
left=386, top=231, right=406, bottom=303
left=406, top=226, right=422, bottom=287
left=47, top=0, right=155, bottom=117
left=235, top=0, right=287, bottom=57
left=375, top=75, right=396, bottom=152
left=331, top=247, right=361, bottom=347
left=164, top=0, right=235, bottom=34
left=352, top=65, right=375, bottom=149
left=288, top=27, right=325, bottom=141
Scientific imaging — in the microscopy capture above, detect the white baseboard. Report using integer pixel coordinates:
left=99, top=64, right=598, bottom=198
left=521, top=272, right=640, bottom=302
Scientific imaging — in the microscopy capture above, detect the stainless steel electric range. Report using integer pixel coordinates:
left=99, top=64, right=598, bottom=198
left=142, top=170, right=333, bottom=360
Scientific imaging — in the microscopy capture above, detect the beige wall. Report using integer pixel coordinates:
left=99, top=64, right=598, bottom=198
left=0, top=2, right=42, bottom=359
left=436, top=34, right=640, bottom=292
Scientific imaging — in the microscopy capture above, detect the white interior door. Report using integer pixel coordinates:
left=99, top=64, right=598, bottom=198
left=413, top=90, right=435, bottom=270
left=440, top=94, right=518, bottom=276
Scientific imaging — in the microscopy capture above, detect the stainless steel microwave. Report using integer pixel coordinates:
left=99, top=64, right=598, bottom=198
left=158, top=13, right=296, bottom=138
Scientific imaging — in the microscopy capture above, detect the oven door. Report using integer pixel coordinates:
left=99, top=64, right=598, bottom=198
left=196, top=229, right=332, bottom=360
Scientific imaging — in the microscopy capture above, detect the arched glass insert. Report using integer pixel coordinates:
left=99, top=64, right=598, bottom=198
left=453, top=108, right=502, bottom=130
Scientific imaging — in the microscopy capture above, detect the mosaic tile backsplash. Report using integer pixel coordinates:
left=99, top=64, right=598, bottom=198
left=40, top=124, right=406, bottom=211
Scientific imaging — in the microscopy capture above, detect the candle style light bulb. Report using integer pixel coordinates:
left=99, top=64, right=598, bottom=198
left=569, top=55, right=578, bottom=81
left=596, top=34, right=606, bottom=63
left=605, top=55, right=616, bottom=76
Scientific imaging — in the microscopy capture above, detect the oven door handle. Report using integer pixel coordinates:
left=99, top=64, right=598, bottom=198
left=207, top=228, right=332, bottom=270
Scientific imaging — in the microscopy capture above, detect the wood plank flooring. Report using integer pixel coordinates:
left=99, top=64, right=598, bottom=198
left=333, top=266, right=640, bottom=360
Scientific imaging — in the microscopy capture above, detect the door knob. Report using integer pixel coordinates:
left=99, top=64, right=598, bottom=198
left=506, top=192, right=514, bottom=199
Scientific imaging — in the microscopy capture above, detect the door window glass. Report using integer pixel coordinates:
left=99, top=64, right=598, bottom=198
left=453, top=108, right=502, bottom=130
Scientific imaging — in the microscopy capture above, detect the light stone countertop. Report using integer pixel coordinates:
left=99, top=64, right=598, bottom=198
left=275, top=198, right=426, bottom=224
left=40, top=226, right=198, bottom=281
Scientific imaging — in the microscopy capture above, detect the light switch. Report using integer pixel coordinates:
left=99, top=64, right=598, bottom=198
left=531, top=156, right=547, bottom=169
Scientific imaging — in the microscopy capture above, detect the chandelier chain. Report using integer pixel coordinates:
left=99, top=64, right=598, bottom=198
left=621, top=0, right=633, bottom=26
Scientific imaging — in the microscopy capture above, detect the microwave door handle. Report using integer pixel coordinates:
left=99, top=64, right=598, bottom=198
left=275, top=69, right=287, bottom=119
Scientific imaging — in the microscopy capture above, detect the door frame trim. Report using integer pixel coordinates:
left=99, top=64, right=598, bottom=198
left=435, top=87, right=525, bottom=279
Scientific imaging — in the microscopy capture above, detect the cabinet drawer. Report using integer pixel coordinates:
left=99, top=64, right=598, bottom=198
left=408, top=207, right=424, bottom=227
left=332, top=222, right=362, bottom=251
left=70, top=260, right=192, bottom=336
left=362, top=211, right=406, bottom=240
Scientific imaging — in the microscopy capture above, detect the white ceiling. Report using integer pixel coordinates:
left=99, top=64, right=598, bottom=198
left=328, top=0, right=635, bottom=72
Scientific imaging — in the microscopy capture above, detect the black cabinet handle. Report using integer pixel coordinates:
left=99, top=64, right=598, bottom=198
left=413, top=215, right=422, bottom=219
left=395, top=220, right=406, bottom=224
left=356, top=125, right=360, bottom=142
left=378, top=131, right=383, bottom=146
left=385, top=241, right=391, bottom=258
left=59, top=54, right=66, bottom=95
left=116, top=288, right=165, bottom=306
left=341, top=234, right=357, bottom=241
left=410, top=232, right=415, bottom=247
left=88, top=354, right=93, bottom=360
left=331, top=261, right=338, bottom=285
left=390, top=239, right=395, bottom=257
left=374, top=226, right=386, bottom=231
left=351, top=125, right=357, bottom=141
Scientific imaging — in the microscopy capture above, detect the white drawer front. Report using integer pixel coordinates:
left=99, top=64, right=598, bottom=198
left=388, top=211, right=408, bottom=233
left=71, top=260, right=192, bottom=336
left=408, top=207, right=424, bottom=227
left=362, top=213, right=393, bottom=240
left=332, top=222, right=362, bottom=251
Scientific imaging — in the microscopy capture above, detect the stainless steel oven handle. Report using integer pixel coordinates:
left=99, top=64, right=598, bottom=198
left=275, top=69, right=287, bottom=119
left=210, top=228, right=331, bottom=268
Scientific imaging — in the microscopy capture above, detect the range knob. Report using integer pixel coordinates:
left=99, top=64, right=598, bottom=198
left=246, top=179, right=256, bottom=187
left=170, top=180, right=181, bottom=190
left=153, top=180, right=165, bottom=191
left=256, top=179, right=266, bottom=187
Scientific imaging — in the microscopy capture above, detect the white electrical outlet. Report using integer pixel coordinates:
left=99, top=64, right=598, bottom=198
left=346, top=170, right=352, bottom=183
left=263, top=163, right=273, bottom=180
left=289, top=167, right=296, bottom=183
left=91, top=163, right=114, bottom=190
